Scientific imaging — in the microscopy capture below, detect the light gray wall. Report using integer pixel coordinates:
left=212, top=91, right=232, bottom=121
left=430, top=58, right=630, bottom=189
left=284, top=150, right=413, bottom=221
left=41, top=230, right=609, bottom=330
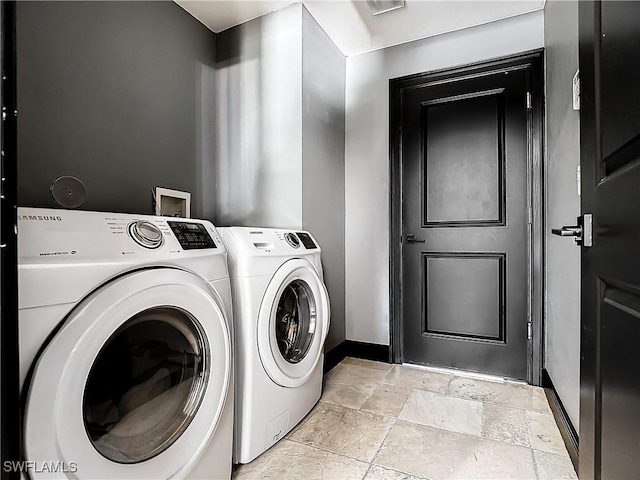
left=345, top=11, right=545, bottom=345
left=544, top=0, right=581, bottom=429
left=215, top=4, right=303, bottom=229
left=214, top=5, right=347, bottom=351
left=16, top=1, right=217, bottom=218
left=301, top=7, right=346, bottom=351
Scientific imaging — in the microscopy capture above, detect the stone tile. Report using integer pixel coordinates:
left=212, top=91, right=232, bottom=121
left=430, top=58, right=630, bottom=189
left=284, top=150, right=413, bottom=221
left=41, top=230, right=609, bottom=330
left=374, top=420, right=537, bottom=480
left=534, top=450, right=577, bottom=480
left=364, top=465, right=425, bottom=480
left=447, top=377, right=548, bottom=412
left=232, top=439, right=369, bottom=480
left=382, top=365, right=453, bottom=393
left=531, top=387, right=553, bottom=414
left=325, top=363, right=388, bottom=385
left=341, top=357, right=393, bottom=372
left=288, top=402, right=395, bottom=462
left=399, top=389, right=483, bottom=436
left=526, top=410, right=568, bottom=455
left=482, top=402, right=528, bottom=427
left=361, top=384, right=412, bottom=418
left=482, top=418, right=531, bottom=447
left=321, top=378, right=379, bottom=410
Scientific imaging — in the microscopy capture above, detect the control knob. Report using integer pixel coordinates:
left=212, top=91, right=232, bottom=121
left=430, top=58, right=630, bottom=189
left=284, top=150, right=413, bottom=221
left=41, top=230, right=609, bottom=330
left=129, top=221, right=163, bottom=249
left=284, top=232, right=300, bottom=248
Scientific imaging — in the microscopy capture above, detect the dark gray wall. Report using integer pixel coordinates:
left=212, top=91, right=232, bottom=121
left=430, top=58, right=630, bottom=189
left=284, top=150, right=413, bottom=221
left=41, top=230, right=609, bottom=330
left=17, top=1, right=216, bottom=218
left=301, top=7, right=346, bottom=352
left=544, top=1, right=581, bottom=429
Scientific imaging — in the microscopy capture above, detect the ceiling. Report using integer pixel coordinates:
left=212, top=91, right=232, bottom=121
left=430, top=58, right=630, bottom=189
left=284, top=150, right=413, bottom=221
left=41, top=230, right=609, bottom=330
left=176, top=0, right=545, bottom=57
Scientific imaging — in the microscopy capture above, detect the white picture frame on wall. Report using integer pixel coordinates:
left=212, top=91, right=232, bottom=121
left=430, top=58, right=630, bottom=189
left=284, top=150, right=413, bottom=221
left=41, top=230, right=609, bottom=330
left=155, top=187, right=191, bottom=218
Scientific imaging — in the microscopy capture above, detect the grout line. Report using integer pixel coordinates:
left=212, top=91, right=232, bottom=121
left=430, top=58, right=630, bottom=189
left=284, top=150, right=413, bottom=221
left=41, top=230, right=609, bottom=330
left=531, top=447, right=541, bottom=480
left=369, top=463, right=433, bottom=480
left=370, top=416, right=397, bottom=466
left=287, top=437, right=386, bottom=465
left=361, top=462, right=374, bottom=480
left=318, top=398, right=394, bottom=419
left=357, top=382, right=379, bottom=408
left=393, top=385, right=415, bottom=419
left=285, top=437, right=373, bottom=464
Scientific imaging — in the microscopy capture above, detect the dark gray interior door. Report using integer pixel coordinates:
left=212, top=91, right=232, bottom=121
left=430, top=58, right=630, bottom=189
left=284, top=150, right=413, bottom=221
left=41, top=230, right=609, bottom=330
left=578, top=2, right=640, bottom=479
left=400, top=64, right=531, bottom=380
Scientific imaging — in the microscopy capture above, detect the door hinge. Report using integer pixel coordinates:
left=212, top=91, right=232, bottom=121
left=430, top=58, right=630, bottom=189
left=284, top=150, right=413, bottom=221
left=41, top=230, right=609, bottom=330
left=527, top=322, right=532, bottom=340
left=526, top=92, right=532, bottom=110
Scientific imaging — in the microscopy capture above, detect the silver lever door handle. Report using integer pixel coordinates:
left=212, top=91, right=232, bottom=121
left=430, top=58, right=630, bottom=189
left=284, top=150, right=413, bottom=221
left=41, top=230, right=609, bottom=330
left=405, top=234, right=425, bottom=244
left=551, top=214, right=592, bottom=247
left=551, top=226, right=582, bottom=237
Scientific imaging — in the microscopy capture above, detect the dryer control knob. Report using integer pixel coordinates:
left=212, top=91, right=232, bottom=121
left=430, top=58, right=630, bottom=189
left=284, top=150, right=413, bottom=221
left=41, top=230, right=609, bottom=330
left=129, top=221, right=163, bottom=249
left=285, top=232, right=300, bottom=248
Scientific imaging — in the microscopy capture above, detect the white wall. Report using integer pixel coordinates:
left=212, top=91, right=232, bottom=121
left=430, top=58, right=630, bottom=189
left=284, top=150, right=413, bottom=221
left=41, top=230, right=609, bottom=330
left=544, top=0, right=580, bottom=429
left=301, top=7, right=346, bottom=351
left=345, top=11, right=545, bottom=345
left=215, top=4, right=303, bottom=229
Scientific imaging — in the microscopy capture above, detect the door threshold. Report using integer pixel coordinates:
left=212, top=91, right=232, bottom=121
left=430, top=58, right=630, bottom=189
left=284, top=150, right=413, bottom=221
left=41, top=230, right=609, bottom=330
left=401, top=362, right=528, bottom=386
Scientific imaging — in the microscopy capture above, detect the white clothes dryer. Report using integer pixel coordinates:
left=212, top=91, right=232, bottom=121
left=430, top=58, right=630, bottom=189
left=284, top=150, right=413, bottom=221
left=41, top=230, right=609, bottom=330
left=219, top=227, right=330, bottom=464
left=18, top=208, right=234, bottom=480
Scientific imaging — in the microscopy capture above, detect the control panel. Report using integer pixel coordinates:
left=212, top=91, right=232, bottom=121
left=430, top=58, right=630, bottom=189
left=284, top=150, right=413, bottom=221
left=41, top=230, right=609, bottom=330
left=17, top=208, right=226, bottom=264
left=295, top=232, right=317, bottom=250
left=167, top=221, right=217, bottom=250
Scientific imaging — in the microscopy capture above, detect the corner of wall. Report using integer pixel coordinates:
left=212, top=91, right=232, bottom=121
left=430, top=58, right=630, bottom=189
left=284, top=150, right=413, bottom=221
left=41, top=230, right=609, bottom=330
left=540, top=0, right=581, bottom=431
left=300, top=11, right=347, bottom=352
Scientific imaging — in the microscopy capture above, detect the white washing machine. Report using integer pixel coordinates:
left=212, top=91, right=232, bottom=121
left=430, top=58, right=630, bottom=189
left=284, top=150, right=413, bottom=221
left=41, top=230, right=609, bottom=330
left=18, top=208, right=234, bottom=479
left=219, top=227, right=330, bottom=464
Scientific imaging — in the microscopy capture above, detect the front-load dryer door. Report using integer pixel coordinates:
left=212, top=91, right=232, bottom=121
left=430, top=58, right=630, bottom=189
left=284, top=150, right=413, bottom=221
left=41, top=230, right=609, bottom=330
left=257, top=258, right=330, bottom=388
left=23, top=269, right=231, bottom=479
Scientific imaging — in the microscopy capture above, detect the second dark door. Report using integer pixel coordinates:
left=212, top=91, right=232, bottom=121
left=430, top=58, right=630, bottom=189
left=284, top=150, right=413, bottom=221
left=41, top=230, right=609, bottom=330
left=578, top=2, right=640, bottom=478
left=399, top=61, right=533, bottom=380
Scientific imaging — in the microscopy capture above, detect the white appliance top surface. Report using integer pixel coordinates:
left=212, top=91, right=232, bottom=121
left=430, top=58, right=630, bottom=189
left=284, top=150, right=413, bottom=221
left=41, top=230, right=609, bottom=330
left=18, top=207, right=226, bottom=265
left=18, top=208, right=230, bottom=309
left=219, top=226, right=320, bottom=258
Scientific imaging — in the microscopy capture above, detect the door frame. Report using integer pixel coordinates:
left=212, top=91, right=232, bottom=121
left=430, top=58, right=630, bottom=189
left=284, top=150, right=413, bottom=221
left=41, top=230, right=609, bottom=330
left=389, top=49, right=545, bottom=385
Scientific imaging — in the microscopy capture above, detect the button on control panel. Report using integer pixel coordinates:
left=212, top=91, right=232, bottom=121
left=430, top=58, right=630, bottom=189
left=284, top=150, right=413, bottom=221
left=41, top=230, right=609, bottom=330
left=167, top=221, right=217, bottom=250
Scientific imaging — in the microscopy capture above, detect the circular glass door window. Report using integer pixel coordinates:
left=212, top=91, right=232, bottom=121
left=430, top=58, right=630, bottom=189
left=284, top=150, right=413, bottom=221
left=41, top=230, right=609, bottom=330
left=275, top=280, right=316, bottom=363
left=83, top=307, right=209, bottom=464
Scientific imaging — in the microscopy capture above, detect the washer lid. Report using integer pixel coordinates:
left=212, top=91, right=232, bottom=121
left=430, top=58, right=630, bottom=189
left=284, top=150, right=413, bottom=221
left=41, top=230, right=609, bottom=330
left=257, top=259, right=330, bottom=388
left=23, top=269, right=231, bottom=479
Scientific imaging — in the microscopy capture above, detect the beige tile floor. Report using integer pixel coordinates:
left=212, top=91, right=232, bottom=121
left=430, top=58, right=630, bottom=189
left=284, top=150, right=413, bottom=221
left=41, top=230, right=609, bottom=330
left=233, top=358, right=577, bottom=480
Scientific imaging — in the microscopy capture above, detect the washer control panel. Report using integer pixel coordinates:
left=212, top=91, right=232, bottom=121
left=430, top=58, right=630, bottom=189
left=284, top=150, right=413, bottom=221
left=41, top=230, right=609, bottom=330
left=275, top=230, right=318, bottom=250
left=167, top=221, right=217, bottom=250
left=284, top=232, right=300, bottom=248
left=295, top=232, right=317, bottom=249
left=17, top=208, right=227, bottom=263
left=128, top=220, right=163, bottom=249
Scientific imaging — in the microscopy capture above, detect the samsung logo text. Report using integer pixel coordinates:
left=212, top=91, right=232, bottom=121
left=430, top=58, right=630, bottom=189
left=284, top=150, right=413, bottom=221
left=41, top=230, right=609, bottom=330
left=18, top=215, right=63, bottom=222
